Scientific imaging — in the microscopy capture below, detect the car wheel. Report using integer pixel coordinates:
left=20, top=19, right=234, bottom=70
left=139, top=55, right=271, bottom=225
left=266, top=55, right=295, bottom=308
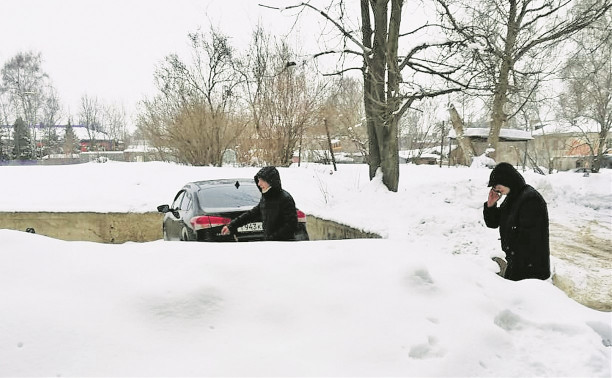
left=295, top=230, right=310, bottom=241
left=180, top=227, right=190, bottom=241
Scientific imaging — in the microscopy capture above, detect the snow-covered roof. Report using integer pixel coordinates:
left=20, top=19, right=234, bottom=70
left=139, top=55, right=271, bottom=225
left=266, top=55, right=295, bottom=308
left=399, top=146, right=450, bottom=159
left=2, top=124, right=111, bottom=141
left=448, top=128, right=533, bottom=141
left=531, top=118, right=600, bottom=136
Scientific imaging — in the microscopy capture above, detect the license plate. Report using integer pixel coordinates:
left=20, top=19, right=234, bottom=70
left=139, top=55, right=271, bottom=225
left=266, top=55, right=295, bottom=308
left=238, top=222, right=263, bottom=232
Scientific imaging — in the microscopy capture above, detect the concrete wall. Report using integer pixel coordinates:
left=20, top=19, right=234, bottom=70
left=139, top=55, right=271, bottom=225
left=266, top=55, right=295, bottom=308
left=306, top=215, right=381, bottom=240
left=0, top=212, right=381, bottom=243
left=0, top=212, right=163, bottom=243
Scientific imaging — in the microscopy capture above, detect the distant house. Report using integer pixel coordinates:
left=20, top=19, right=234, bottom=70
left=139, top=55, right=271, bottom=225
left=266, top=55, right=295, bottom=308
left=1, top=124, right=121, bottom=150
left=69, top=126, right=113, bottom=152
left=0, top=123, right=126, bottom=163
left=447, top=128, right=533, bottom=166
left=296, top=135, right=366, bottom=164
left=531, top=118, right=610, bottom=171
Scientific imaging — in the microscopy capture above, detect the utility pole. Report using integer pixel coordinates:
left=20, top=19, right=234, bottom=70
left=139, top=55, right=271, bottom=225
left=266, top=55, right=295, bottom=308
left=324, top=118, right=337, bottom=171
left=439, top=121, right=445, bottom=168
left=298, top=126, right=303, bottom=167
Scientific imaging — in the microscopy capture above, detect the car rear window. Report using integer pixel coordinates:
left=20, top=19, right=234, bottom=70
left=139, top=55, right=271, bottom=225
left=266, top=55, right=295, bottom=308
left=197, top=183, right=261, bottom=210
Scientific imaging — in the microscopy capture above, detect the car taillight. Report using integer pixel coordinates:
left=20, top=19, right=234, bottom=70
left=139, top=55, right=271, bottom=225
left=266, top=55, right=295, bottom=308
left=297, top=209, right=307, bottom=223
left=190, top=215, right=231, bottom=230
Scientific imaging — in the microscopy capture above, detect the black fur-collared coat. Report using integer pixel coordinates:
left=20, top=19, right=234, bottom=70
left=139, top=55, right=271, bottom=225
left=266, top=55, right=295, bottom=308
left=228, top=166, right=298, bottom=241
left=484, top=163, right=551, bottom=281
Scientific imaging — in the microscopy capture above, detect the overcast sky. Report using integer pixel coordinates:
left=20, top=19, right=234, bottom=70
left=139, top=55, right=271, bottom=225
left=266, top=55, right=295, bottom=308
left=1, top=0, right=327, bottom=127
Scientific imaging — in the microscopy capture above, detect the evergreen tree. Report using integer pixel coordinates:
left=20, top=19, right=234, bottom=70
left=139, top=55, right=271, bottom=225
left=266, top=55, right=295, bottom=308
left=0, top=128, right=8, bottom=160
left=41, top=127, right=61, bottom=156
left=12, top=117, right=33, bottom=160
left=62, top=121, right=79, bottom=155
left=0, top=137, right=6, bottom=160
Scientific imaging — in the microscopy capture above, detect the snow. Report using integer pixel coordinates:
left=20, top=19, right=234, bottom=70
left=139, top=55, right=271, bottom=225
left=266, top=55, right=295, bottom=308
left=1, top=161, right=610, bottom=377
left=448, top=128, right=533, bottom=141
left=123, top=140, right=157, bottom=153
left=471, top=152, right=497, bottom=168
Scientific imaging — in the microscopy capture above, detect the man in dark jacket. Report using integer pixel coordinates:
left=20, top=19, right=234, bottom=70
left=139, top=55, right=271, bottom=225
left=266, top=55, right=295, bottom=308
left=483, top=162, right=551, bottom=281
left=221, top=166, right=298, bottom=241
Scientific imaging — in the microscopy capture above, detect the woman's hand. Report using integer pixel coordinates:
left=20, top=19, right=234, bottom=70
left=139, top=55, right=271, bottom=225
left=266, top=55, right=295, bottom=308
left=221, top=225, right=230, bottom=235
left=487, top=188, right=502, bottom=207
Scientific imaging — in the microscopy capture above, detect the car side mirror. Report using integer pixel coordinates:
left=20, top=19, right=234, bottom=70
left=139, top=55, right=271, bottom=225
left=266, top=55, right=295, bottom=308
left=157, top=204, right=181, bottom=219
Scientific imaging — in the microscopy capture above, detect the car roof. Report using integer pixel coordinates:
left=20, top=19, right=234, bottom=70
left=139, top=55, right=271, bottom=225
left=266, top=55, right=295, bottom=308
left=185, top=178, right=255, bottom=190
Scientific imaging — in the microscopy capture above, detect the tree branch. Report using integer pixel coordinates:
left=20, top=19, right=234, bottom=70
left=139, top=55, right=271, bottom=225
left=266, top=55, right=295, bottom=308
left=259, top=2, right=372, bottom=54
left=321, top=67, right=364, bottom=76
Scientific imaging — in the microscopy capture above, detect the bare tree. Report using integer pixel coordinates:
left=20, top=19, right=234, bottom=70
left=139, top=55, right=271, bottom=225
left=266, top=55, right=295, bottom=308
left=138, top=27, right=245, bottom=166
left=0, top=92, right=14, bottom=159
left=319, top=76, right=368, bottom=161
left=0, top=90, right=15, bottom=126
left=1, top=51, right=54, bottom=158
left=400, top=99, right=447, bottom=161
left=104, top=103, right=127, bottom=151
left=238, top=27, right=324, bottom=166
left=262, top=1, right=469, bottom=191
left=435, top=0, right=612, bottom=160
left=39, top=85, right=63, bottom=156
left=558, top=11, right=612, bottom=172
left=78, top=94, right=103, bottom=151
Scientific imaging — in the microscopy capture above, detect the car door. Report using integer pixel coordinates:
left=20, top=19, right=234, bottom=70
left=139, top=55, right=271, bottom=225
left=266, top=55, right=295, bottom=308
left=178, top=191, right=194, bottom=240
left=166, top=190, right=186, bottom=239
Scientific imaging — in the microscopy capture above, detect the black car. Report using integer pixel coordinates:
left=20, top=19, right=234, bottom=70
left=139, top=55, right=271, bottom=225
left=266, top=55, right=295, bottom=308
left=157, top=179, right=309, bottom=242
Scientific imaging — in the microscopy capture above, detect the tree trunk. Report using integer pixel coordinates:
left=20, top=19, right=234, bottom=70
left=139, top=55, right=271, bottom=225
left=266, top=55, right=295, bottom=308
left=379, top=117, right=399, bottom=191
left=487, top=69, right=511, bottom=160
left=448, top=103, right=475, bottom=165
left=361, top=0, right=378, bottom=181
left=592, top=130, right=607, bottom=173
left=361, top=0, right=400, bottom=192
left=487, top=2, right=519, bottom=160
left=381, top=0, right=402, bottom=191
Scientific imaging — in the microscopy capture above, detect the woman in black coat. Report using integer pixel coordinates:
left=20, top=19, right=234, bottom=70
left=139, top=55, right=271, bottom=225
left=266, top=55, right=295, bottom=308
left=222, top=166, right=298, bottom=241
left=483, top=162, right=551, bottom=281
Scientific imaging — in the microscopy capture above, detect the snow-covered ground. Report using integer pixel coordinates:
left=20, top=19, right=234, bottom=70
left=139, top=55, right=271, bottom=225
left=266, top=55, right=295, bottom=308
left=0, top=161, right=610, bottom=377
